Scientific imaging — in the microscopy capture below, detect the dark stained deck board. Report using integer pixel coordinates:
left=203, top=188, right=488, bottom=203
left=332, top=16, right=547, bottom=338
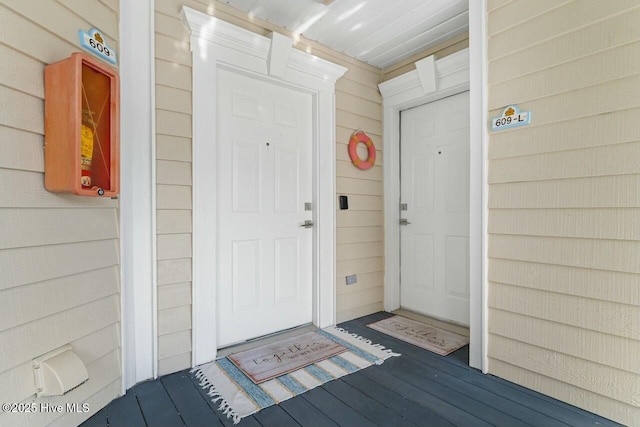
left=133, top=379, right=186, bottom=427
left=301, top=386, right=377, bottom=427
left=321, top=378, right=418, bottom=427
left=345, top=314, right=621, bottom=427
left=81, top=312, right=624, bottom=427
left=340, top=371, right=457, bottom=427
left=252, top=404, right=301, bottom=427
left=358, top=363, right=494, bottom=427
left=161, top=372, right=225, bottom=427
left=78, top=408, right=108, bottom=427
left=103, top=388, right=146, bottom=427
left=345, top=320, right=564, bottom=427
left=278, top=394, right=340, bottom=427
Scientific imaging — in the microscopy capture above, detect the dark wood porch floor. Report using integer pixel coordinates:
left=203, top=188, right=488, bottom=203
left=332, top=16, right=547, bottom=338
left=81, top=312, right=621, bottom=427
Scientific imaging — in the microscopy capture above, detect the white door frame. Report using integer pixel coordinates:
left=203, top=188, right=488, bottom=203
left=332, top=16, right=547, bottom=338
left=181, top=7, right=347, bottom=366
left=379, top=46, right=487, bottom=372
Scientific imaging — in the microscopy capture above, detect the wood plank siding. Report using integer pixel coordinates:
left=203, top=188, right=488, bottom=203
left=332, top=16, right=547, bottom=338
left=487, top=1, right=640, bottom=426
left=0, top=1, right=121, bottom=426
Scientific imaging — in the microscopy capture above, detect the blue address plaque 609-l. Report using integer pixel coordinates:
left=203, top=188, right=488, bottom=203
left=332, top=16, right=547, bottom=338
left=491, top=105, right=531, bottom=131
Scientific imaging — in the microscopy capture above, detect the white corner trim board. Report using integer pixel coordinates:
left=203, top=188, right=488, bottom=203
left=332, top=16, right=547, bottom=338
left=120, top=0, right=156, bottom=390
left=181, top=6, right=347, bottom=366
left=378, top=47, right=487, bottom=372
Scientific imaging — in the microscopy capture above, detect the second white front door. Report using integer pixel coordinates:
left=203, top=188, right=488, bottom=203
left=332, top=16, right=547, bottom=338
left=399, top=91, right=470, bottom=325
left=216, top=69, right=314, bottom=347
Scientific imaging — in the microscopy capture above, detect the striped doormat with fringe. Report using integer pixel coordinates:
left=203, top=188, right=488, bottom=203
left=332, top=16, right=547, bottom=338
left=192, top=326, right=400, bottom=424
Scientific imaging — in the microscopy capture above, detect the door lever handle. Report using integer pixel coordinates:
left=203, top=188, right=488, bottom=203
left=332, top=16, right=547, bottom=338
left=399, top=218, right=411, bottom=226
left=299, top=220, right=314, bottom=228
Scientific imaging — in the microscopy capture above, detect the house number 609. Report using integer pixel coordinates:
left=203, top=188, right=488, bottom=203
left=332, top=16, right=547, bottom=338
left=88, top=38, right=111, bottom=57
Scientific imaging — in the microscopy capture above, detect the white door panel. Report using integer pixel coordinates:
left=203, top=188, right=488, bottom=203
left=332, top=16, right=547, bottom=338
left=217, top=69, right=313, bottom=347
left=400, top=91, right=470, bottom=325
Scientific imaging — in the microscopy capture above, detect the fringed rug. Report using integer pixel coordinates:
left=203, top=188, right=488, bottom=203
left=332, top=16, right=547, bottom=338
left=367, top=315, right=469, bottom=356
left=192, top=326, right=400, bottom=424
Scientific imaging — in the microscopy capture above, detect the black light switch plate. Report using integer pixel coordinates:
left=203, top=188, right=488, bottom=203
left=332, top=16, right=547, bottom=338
left=339, top=195, right=349, bottom=210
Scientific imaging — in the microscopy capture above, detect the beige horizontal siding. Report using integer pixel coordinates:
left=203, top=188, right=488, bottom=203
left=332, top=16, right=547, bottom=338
left=157, top=258, right=192, bottom=286
left=155, top=1, right=195, bottom=375
left=489, top=7, right=640, bottom=86
left=489, top=208, right=640, bottom=241
left=489, top=259, right=640, bottom=307
left=488, top=1, right=640, bottom=61
left=487, top=3, right=640, bottom=425
left=157, top=135, right=192, bottom=162
left=489, top=235, right=640, bottom=274
left=490, top=309, right=640, bottom=375
left=0, top=209, right=118, bottom=249
left=487, top=0, right=512, bottom=14
left=1, top=240, right=119, bottom=291
left=0, top=169, right=118, bottom=209
left=157, top=184, right=192, bottom=209
left=156, top=160, right=191, bottom=186
left=489, top=107, right=640, bottom=160
left=489, top=358, right=640, bottom=426
left=0, top=127, right=45, bottom=173
left=157, top=210, right=192, bottom=235
left=158, top=306, right=191, bottom=336
left=157, top=234, right=192, bottom=260
left=489, top=175, right=640, bottom=209
left=158, top=353, right=192, bottom=377
left=158, top=282, right=192, bottom=310
left=489, top=283, right=639, bottom=340
left=158, top=330, right=192, bottom=360
left=0, top=267, right=119, bottom=332
left=336, top=226, right=383, bottom=245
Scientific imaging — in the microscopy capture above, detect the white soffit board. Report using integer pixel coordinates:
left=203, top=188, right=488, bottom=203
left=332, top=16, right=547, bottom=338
left=223, top=0, right=469, bottom=69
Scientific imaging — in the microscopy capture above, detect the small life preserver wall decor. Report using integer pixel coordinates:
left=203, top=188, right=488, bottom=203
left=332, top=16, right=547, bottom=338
left=348, top=130, right=376, bottom=170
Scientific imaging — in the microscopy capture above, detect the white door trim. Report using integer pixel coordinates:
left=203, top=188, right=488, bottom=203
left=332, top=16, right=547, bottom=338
left=469, top=0, right=489, bottom=373
left=119, top=0, right=157, bottom=389
left=181, top=7, right=347, bottom=366
left=378, top=46, right=487, bottom=372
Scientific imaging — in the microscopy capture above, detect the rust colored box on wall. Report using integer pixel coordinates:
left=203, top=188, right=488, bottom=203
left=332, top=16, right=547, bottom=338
left=45, top=52, right=120, bottom=197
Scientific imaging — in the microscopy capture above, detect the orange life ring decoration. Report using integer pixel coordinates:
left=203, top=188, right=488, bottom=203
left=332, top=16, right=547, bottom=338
left=348, top=130, right=376, bottom=170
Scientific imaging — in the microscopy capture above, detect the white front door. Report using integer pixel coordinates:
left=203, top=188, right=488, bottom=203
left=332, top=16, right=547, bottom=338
left=216, top=69, right=313, bottom=347
left=399, top=91, right=470, bottom=325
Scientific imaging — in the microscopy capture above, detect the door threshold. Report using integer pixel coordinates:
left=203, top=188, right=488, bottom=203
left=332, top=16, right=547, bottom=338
left=392, top=308, right=470, bottom=338
left=216, top=323, right=316, bottom=358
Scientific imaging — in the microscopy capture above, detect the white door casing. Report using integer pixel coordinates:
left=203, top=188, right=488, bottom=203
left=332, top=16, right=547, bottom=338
left=400, top=92, right=470, bottom=325
left=379, top=48, right=487, bottom=371
left=182, top=7, right=347, bottom=365
left=217, top=69, right=313, bottom=346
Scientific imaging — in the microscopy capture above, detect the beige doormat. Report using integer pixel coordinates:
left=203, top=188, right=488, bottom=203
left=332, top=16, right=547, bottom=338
left=367, top=315, right=469, bottom=356
left=228, top=331, right=348, bottom=384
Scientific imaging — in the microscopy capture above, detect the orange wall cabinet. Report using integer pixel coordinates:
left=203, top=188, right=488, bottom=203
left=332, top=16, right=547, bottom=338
left=45, top=52, right=120, bottom=197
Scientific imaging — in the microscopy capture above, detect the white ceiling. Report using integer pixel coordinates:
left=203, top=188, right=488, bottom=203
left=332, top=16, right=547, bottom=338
left=223, top=0, right=469, bottom=69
